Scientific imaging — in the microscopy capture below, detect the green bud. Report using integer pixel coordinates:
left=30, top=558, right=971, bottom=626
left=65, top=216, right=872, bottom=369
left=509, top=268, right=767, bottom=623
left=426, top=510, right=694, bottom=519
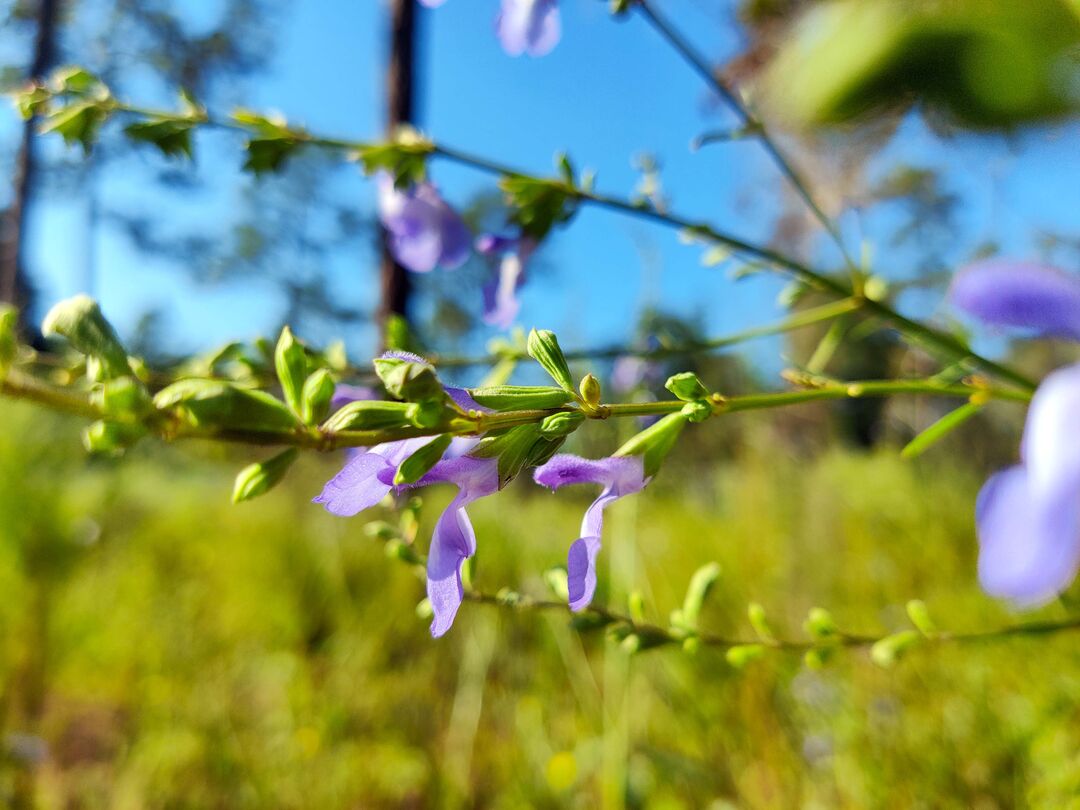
left=466, top=385, right=573, bottom=411
left=678, top=562, right=721, bottom=632
left=232, top=447, right=299, bottom=503
left=748, top=602, right=775, bottom=642
left=906, top=599, right=937, bottom=636
left=803, top=607, right=838, bottom=641
left=665, top=372, right=709, bottom=402
left=804, top=647, right=834, bottom=670
left=614, top=411, right=690, bottom=477
left=409, top=398, right=448, bottom=429
left=579, top=373, right=602, bottom=408
left=300, top=368, right=335, bottom=426
left=373, top=354, right=444, bottom=403
left=870, top=630, right=922, bottom=669
left=384, top=538, right=423, bottom=566
left=538, top=410, right=585, bottom=439
left=42, top=295, right=132, bottom=379
left=543, top=566, right=570, bottom=602
left=321, top=400, right=416, bottom=432
left=726, top=644, right=765, bottom=669
left=83, top=420, right=145, bottom=455
left=527, top=329, right=575, bottom=393
left=153, top=379, right=298, bottom=431
left=394, top=434, right=453, bottom=485
left=274, top=326, right=308, bottom=416
left=0, top=304, right=18, bottom=381
left=94, top=376, right=152, bottom=420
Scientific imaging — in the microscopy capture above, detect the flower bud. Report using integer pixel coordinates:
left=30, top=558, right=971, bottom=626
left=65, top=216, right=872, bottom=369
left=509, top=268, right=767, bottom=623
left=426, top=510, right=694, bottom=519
left=154, top=379, right=298, bottom=431
left=527, top=329, right=575, bottom=393
left=300, top=368, right=335, bottom=426
left=82, top=420, right=145, bottom=455
left=870, top=630, right=922, bottom=669
left=467, top=385, right=572, bottom=411
left=725, top=644, right=765, bottom=669
left=320, top=400, right=416, bottom=432
left=579, top=373, right=602, bottom=409
left=232, top=447, right=299, bottom=503
left=373, top=354, right=444, bottom=403
left=43, top=295, right=132, bottom=379
left=665, top=371, right=709, bottom=402
left=95, top=376, right=152, bottom=421
left=538, top=410, right=585, bottom=439
left=274, top=325, right=308, bottom=416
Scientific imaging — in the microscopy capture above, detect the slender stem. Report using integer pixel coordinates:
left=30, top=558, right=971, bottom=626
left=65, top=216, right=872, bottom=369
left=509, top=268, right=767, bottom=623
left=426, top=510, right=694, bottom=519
left=48, top=95, right=1038, bottom=391
left=632, top=0, right=852, bottom=266
left=464, top=587, right=1080, bottom=654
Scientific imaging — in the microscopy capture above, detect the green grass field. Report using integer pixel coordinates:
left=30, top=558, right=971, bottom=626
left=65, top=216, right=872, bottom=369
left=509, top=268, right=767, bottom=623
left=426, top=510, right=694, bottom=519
left=0, top=402, right=1077, bottom=809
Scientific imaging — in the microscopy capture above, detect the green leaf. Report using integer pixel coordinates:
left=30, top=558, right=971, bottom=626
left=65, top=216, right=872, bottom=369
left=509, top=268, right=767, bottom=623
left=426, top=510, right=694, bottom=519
left=232, top=448, right=299, bottom=503
left=274, top=326, right=307, bottom=416
left=39, top=100, right=110, bottom=153
left=466, top=385, right=573, bottom=411
left=501, top=175, right=577, bottom=240
left=93, top=376, right=152, bottom=421
left=748, top=602, right=775, bottom=643
left=901, top=402, right=983, bottom=459
left=42, top=295, right=132, bottom=379
left=355, top=127, right=434, bottom=187
left=526, top=329, right=575, bottom=393
left=394, top=434, right=453, bottom=485
left=0, top=304, right=18, bottom=381
left=906, top=599, right=937, bottom=636
left=153, top=380, right=298, bottom=431
left=678, top=562, right=722, bottom=632
left=124, top=118, right=195, bottom=159
left=82, top=420, right=146, bottom=455
left=243, top=136, right=303, bottom=175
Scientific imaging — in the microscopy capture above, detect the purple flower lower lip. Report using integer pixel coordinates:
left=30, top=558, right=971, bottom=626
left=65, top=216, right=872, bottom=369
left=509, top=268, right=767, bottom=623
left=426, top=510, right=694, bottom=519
left=377, top=175, right=472, bottom=274
left=477, top=234, right=534, bottom=329
left=533, top=454, right=648, bottom=610
left=495, top=0, right=561, bottom=57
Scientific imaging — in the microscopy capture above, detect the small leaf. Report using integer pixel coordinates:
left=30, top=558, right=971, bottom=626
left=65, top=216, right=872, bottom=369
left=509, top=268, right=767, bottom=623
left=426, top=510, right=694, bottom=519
left=901, top=402, right=983, bottom=459
left=232, top=448, right=299, bottom=503
left=678, top=562, right=722, bottom=631
left=274, top=326, right=308, bottom=416
left=153, top=380, right=298, bottom=431
left=42, top=295, right=132, bottom=379
left=803, top=607, right=838, bottom=640
left=906, top=599, right=937, bottom=636
left=870, top=630, right=922, bottom=669
left=614, top=411, right=690, bottom=477
left=124, top=118, right=195, bottom=159
left=748, top=602, right=775, bottom=643
left=300, top=368, right=336, bottom=426
left=726, top=644, right=765, bottom=669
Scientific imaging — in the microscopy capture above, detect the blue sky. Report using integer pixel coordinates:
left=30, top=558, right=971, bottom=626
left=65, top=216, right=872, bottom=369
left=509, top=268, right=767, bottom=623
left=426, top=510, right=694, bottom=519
left=4, top=0, right=1080, bottom=377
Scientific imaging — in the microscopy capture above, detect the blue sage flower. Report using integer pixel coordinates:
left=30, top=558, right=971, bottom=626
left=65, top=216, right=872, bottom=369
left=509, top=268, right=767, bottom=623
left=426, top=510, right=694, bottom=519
left=951, top=260, right=1080, bottom=604
left=377, top=175, right=471, bottom=274
left=476, top=234, right=534, bottom=329
left=533, top=454, right=649, bottom=610
left=496, top=0, right=561, bottom=57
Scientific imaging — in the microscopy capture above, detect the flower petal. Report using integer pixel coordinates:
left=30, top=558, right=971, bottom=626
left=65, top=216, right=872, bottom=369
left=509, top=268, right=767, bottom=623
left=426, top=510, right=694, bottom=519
left=1022, top=363, right=1080, bottom=507
left=313, top=452, right=393, bottom=516
left=534, top=453, right=646, bottom=495
left=976, top=465, right=1080, bottom=605
left=950, top=260, right=1080, bottom=341
left=496, top=0, right=560, bottom=57
left=427, top=490, right=477, bottom=637
left=567, top=536, right=601, bottom=610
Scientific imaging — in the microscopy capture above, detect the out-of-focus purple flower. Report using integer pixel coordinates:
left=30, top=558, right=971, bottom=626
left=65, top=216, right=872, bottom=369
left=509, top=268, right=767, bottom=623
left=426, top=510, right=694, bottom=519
left=533, top=454, right=648, bottom=610
left=377, top=175, right=471, bottom=274
left=949, top=260, right=1080, bottom=604
left=418, top=0, right=446, bottom=7
left=329, top=383, right=377, bottom=412
left=476, top=234, right=534, bottom=329
left=495, top=0, right=560, bottom=57
left=950, top=259, right=1080, bottom=341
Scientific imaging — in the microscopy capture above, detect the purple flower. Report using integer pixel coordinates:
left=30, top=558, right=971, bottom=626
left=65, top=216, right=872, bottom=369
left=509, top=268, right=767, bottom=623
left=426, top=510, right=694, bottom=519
left=329, top=383, right=377, bottom=412
left=418, top=0, right=446, bottom=7
left=377, top=175, right=471, bottom=274
left=495, top=0, right=560, bottom=57
left=950, top=260, right=1080, bottom=604
left=533, top=454, right=649, bottom=610
left=476, top=234, right=534, bottom=329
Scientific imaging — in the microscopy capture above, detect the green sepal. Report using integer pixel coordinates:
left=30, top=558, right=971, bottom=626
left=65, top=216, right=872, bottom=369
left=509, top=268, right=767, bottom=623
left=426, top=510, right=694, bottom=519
left=232, top=447, right=299, bottom=504
left=665, top=371, right=709, bottom=402
left=42, top=295, right=133, bottom=379
left=526, top=329, right=575, bottom=393
left=538, top=410, right=585, bottom=439
left=320, top=400, right=416, bottom=432
left=466, top=385, right=573, bottom=411
left=394, top=434, right=454, bottom=485
left=614, top=411, right=690, bottom=477
left=83, top=420, right=146, bottom=455
left=373, top=354, right=444, bottom=403
left=274, top=326, right=307, bottom=416
left=93, top=376, right=152, bottom=421
left=469, top=424, right=564, bottom=487
left=153, top=379, right=298, bottom=431
left=901, top=402, right=982, bottom=459
left=300, top=368, right=335, bottom=426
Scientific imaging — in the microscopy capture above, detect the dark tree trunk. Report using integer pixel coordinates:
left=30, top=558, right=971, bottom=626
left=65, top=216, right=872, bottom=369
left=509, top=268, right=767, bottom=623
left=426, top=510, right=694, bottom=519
left=1, top=0, right=61, bottom=329
left=378, top=0, right=416, bottom=335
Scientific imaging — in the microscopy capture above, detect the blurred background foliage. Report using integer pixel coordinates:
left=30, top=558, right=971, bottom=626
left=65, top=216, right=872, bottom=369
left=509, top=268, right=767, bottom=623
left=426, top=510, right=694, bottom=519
left=2, top=0, right=1080, bottom=807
